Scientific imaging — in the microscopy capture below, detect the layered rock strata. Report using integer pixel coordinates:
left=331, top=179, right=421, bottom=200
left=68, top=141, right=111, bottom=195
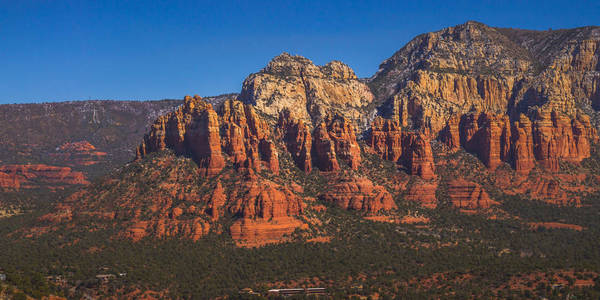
left=320, top=177, right=396, bottom=214
left=447, top=179, right=498, bottom=209
left=136, top=96, right=278, bottom=176
left=370, top=21, right=600, bottom=136
left=229, top=179, right=306, bottom=247
left=369, top=117, right=436, bottom=179
left=0, top=164, right=88, bottom=190
left=440, top=110, right=596, bottom=173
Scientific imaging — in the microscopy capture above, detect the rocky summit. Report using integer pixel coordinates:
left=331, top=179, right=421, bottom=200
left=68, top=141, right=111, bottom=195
left=3, top=21, right=600, bottom=299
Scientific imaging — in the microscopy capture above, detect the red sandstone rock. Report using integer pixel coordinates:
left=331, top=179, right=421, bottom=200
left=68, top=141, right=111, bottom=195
left=51, top=141, right=107, bottom=166
left=229, top=180, right=304, bottom=219
left=370, top=117, right=403, bottom=162
left=228, top=179, right=306, bottom=246
left=439, top=115, right=460, bottom=152
left=456, top=112, right=511, bottom=170
left=137, top=96, right=282, bottom=176
left=510, top=115, right=537, bottom=174
left=230, top=217, right=307, bottom=247
left=311, top=122, right=340, bottom=172
left=440, top=110, right=595, bottom=174
left=0, top=169, right=24, bottom=190
left=369, top=117, right=436, bottom=179
left=404, top=181, right=438, bottom=209
left=207, top=181, right=227, bottom=220
left=324, top=114, right=361, bottom=170
left=137, top=95, right=225, bottom=176
left=277, top=109, right=312, bottom=172
left=476, top=113, right=511, bottom=170
left=320, top=177, right=397, bottom=214
left=529, top=177, right=581, bottom=206
left=403, top=132, right=436, bottom=179
left=447, top=179, right=498, bottom=209
left=220, top=99, right=279, bottom=174
left=532, top=110, right=596, bottom=172
left=0, top=164, right=88, bottom=190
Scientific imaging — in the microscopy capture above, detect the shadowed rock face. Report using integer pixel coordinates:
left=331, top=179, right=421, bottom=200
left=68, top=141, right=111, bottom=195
left=239, top=53, right=374, bottom=127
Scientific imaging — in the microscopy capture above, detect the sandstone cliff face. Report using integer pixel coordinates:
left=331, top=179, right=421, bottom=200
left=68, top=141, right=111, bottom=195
left=447, top=179, right=498, bottom=209
left=404, top=181, right=438, bottom=209
left=239, top=53, right=374, bottom=127
left=311, top=122, right=341, bottom=172
left=323, top=115, right=362, bottom=170
left=137, top=96, right=279, bottom=176
left=137, top=95, right=225, bottom=176
left=277, top=110, right=313, bottom=172
left=277, top=109, right=362, bottom=172
left=370, top=21, right=600, bottom=136
left=403, top=132, right=436, bottom=180
left=531, top=110, right=597, bottom=171
left=370, top=117, right=403, bottom=162
left=369, top=117, right=435, bottom=179
left=320, top=177, right=396, bottom=214
left=229, top=179, right=306, bottom=247
left=42, top=154, right=306, bottom=245
left=439, top=110, right=596, bottom=174
left=30, top=23, right=600, bottom=250
left=439, top=115, right=460, bottom=152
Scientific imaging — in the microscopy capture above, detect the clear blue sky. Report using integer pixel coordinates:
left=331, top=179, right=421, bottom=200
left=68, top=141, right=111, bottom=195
left=1, top=1, right=598, bottom=104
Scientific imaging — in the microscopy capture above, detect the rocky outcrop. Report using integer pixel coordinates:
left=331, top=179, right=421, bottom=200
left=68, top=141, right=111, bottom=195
left=510, top=115, right=536, bottom=174
left=404, top=181, right=438, bottom=209
left=239, top=53, right=374, bottom=127
left=311, top=122, right=340, bottom=172
left=125, top=217, right=211, bottom=242
left=322, top=115, right=362, bottom=170
left=277, top=110, right=313, bottom=172
left=447, top=179, right=498, bottom=209
left=207, top=181, right=227, bottom=220
left=0, top=170, right=23, bottom=190
left=403, top=132, right=436, bottom=179
left=439, top=115, right=460, bottom=152
left=137, top=96, right=225, bottom=176
left=369, top=117, right=436, bottom=179
left=0, top=164, right=88, bottom=190
left=528, top=178, right=581, bottom=207
left=137, top=96, right=280, bottom=176
left=532, top=110, right=597, bottom=172
left=50, top=141, right=107, bottom=166
left=220, top=99, right=279, bottom=174
left=455, top=112, right=511, bottom=170
left=370, top=117, right=403, bottom=162
left=440, top=110, right=596, bottom=174
left=230, top=217, right=306, bottom=247
left=229, top=179, right=306, bottom=247
left=320, top=177, right=396, bottom=214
